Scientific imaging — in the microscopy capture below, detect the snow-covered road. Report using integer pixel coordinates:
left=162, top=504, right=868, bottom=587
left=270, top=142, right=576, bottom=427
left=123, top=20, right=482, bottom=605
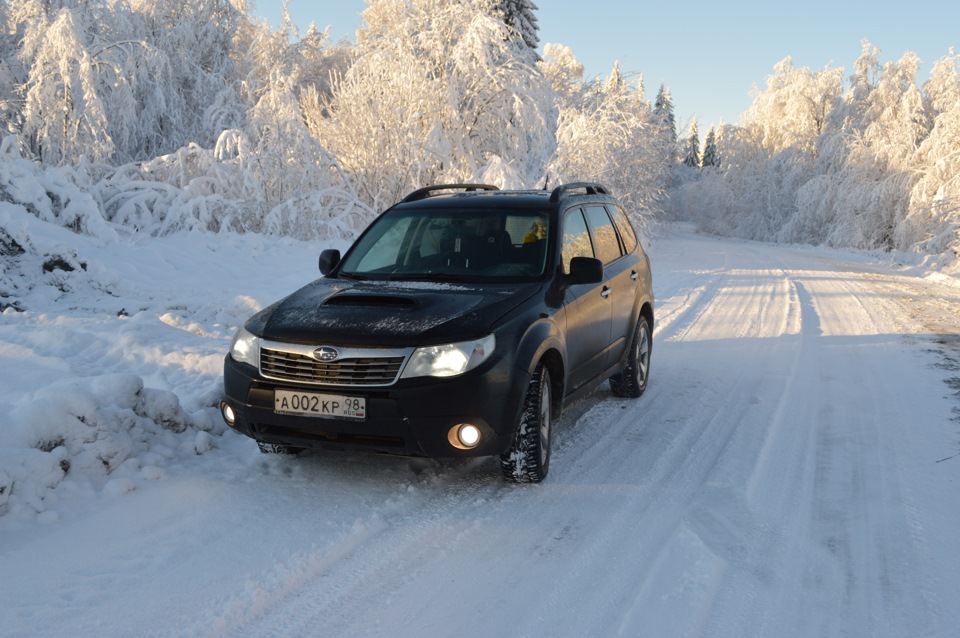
left=2, top=230, right=959, bottom=637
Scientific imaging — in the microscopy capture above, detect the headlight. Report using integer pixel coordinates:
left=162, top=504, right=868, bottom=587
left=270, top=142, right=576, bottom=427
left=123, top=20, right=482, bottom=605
left=401, top=335, right=495, bottom=379
left=229, top=326, right=260, bottom=367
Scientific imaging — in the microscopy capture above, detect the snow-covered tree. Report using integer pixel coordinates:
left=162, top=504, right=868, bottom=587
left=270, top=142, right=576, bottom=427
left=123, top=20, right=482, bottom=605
left=551, top=62, right=665, bottom=233
left=863, top=52, right=933, bottom=165
left=805, top=50, right=930, bottom=249
left=678, top=40, right=959, bottom=266
left=701, top=126, right=719, bottom=168
left=130, top=0, right=252, bottom=152
left=313, top=0, right=555, bottom=210
left=8, top=0, right=265, bottom=164
left=653, top=83, right=677, bottom=152
left=493, top=0, right=539, bottom=51
left=682, top=119, right=701, bottom=168
left=0, top=5, right=22, bottom=137
left=293, top=23, right=354, bottom=105
left=745, top=56, right=843, bottom=157
left=20, top=8, right=114, bottom=164
left=899, top=50, right=960, bottom=258
left=924, top=48, right=960, bottom=116
left=538, top=42, right=585, bottom=107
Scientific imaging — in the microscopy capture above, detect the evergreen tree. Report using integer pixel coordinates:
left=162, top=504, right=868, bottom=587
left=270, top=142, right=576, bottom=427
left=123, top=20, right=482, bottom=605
left=494, top=0, right=539, bottom=51
left=653, top=83, right=676, bottom=144
left=683, top=118, right=700, bottom=168
left=701, top=125, right=718, bottom=168
left=653, top=83, right=677, bottom=169
left=603, top=61, right=625, bottom=98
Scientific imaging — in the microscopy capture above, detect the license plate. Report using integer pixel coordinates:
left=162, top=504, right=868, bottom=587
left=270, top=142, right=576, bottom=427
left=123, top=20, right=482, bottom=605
left=274, top=390, right=366, bottom=420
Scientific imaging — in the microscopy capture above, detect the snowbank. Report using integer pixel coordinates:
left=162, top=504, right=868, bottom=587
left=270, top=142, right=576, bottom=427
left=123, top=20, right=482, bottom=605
left=0, top=373, right=217, bottom=520
left=1, top=139, right=354, bottom=525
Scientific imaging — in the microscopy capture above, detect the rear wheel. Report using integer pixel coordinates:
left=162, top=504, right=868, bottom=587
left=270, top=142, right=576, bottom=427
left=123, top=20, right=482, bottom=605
left=500, top=364, right=551, bottom=483
left=610, top=316, right=651, bottom=398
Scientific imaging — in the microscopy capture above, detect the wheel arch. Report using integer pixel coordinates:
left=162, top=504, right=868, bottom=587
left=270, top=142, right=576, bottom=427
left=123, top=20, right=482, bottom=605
left=538, top=348, right=565, bottom=421
left=513, top=317, right=567, bottom=421
left=640, top=301, right=655, bottom=336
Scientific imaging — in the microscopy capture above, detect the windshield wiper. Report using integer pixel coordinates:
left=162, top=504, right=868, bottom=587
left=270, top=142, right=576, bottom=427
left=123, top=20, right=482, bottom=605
left=336, top=272, right=370, bottom=280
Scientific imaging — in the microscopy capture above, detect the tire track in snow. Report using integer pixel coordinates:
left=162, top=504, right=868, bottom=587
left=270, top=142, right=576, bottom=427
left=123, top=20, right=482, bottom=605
left=180, top=458, right=508, bottom=638
left=473, top=251, right=811, bottom=635
left=725, top=249, right=946, bottom=637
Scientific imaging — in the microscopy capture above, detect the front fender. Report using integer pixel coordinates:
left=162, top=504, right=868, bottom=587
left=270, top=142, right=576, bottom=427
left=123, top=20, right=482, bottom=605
left=513, top=315, right=567, bottom=398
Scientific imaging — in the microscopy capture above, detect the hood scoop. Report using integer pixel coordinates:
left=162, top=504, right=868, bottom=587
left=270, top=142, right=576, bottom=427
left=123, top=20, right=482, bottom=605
left=323, top=293, right=418, bottom=309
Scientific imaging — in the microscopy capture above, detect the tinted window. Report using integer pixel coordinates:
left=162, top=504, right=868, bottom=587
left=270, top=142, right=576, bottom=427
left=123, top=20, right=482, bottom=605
left=584, top=206, right=621, bottom=264
left=561, top=209, right=593, bottom=273
left=339, top=207, right=550, bottom=281
left=608, top=205, right=638, bottom=253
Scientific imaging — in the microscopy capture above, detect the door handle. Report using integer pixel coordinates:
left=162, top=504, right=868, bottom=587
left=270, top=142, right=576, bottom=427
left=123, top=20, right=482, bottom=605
left=630, top=270, right=639, bottom=281
left=601, top=286, right=611, bottom=299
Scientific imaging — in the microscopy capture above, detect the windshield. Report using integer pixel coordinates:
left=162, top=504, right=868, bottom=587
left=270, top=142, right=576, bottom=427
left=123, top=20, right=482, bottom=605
left=338, top=207, right=551, bottom=282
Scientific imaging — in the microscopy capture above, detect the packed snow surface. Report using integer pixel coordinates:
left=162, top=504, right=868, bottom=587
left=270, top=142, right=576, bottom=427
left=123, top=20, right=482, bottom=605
left=1, top=227, right=959, bottom=637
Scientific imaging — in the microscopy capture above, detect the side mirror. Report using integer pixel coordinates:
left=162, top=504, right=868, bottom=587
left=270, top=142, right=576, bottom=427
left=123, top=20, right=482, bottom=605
left=568, top=256, right=603, bottom=285
left=318, top=249, right=341, bottom=275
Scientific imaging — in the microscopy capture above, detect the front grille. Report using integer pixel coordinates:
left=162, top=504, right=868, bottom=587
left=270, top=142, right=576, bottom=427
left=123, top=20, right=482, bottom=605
left=260, top=347, right=405, bottom=387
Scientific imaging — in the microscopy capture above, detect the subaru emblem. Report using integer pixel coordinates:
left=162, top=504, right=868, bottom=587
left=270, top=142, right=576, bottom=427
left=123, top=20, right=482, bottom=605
left=313, top=346, right=339, bottom=362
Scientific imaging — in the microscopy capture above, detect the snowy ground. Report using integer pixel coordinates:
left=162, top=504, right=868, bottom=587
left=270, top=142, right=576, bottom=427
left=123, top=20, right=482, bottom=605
left=1, top=223, right=959, bottom=637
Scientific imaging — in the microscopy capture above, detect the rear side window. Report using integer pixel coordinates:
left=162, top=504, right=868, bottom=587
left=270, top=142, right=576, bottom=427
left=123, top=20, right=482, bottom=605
left=608, top=205, right=638, bottom=253
left=584, top=206, right=621, bottom=264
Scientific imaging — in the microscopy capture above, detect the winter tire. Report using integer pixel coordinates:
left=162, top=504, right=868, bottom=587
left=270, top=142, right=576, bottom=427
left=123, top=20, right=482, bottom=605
left=500, top=364, right=552, bottom=483
left=610, top=315, right=651, bottom=398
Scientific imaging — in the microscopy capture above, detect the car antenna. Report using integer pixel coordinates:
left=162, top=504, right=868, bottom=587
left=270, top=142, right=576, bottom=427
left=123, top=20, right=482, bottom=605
left=542, top=175, right=550, bottom=191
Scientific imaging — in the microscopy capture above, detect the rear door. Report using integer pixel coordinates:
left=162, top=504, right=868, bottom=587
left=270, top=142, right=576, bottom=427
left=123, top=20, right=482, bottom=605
left=583, top=205, right=641, bottom=367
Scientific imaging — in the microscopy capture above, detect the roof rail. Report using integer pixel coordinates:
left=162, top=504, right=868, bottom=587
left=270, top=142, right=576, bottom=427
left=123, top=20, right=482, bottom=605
left=400, top=183, right=500, bottom=203
left=548, top=182, right=610, bottom=203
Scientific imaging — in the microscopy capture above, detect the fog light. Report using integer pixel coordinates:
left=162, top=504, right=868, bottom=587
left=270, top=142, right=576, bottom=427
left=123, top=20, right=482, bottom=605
left=457, top=424, right=481, bottom=448
left=220, top=401, right=236, bottom=426
left=447, top=423, right=484, bottom=450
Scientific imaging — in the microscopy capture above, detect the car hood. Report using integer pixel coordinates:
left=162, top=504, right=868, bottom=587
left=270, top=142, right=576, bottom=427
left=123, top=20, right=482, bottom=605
left=247, top=278, right=542, bottom=347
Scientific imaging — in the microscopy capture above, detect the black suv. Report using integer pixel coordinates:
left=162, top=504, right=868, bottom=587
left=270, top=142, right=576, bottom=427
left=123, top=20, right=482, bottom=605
left=221, top=183, right=654, bottom=482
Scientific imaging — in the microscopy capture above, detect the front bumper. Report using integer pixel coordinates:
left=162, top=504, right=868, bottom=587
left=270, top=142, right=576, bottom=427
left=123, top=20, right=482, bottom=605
left=221, top=353, right=528, bottom=458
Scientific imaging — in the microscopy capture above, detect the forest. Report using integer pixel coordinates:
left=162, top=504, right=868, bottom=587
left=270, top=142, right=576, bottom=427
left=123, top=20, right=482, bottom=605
left=1, top=0, right=958, bottom=273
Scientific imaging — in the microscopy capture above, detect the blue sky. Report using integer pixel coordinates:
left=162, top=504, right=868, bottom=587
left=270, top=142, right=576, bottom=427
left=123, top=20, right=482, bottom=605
left=257, top=1, right=957, bottom=134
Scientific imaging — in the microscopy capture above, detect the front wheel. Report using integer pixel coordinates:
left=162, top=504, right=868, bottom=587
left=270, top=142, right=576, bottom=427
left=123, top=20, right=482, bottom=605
left=500, top=364, right=552, bottom=483
left=610, top=315, right=651, bottom=398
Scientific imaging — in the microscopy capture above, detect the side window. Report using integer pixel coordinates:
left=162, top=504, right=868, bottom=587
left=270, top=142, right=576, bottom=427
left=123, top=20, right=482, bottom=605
left=561, top=209, right=594, bottom=273
left=608, top=205, right=638, bottom=253
left=584, top=206, right=621, bottom=264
